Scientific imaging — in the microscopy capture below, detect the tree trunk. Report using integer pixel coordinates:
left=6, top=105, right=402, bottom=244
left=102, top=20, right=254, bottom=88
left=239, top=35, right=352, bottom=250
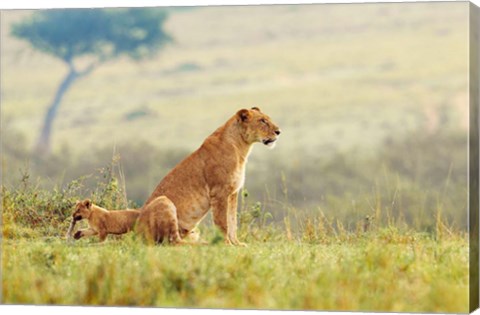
left=35, top=64, right=78, bottom=155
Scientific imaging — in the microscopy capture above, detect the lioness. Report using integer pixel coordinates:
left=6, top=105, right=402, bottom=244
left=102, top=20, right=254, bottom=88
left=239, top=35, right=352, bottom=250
left=68, top=199, right=140, bottom=242
left=144, top=107, right=280, bottom=246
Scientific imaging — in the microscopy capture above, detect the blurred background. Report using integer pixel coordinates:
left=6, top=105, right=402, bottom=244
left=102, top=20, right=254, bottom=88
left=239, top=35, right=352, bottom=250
left=1, top=2, right=470, bottom=232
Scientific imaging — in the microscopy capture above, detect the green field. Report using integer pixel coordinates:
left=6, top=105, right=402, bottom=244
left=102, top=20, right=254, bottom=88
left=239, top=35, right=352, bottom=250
left=1, top=178, right=470, bottom=312
left=1, top=2, right=472, bottom=312
left=2, top=234, right=468, bottom=312
left=0, top=167, right=470, bottom=312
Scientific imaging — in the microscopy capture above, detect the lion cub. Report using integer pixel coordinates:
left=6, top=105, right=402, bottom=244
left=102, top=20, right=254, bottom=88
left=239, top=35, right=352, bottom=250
left=136, top=196, right=184, bottom=245
left=136, top=196, right=206, bottom=245
left=69, top=199, right=140, bottom=242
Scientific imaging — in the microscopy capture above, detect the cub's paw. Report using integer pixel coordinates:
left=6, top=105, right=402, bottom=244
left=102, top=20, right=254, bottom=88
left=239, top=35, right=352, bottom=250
left=73, top=231, right=83, bottom=240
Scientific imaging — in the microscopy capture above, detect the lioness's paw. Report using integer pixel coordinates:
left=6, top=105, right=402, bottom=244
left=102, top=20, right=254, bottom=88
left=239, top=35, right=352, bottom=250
left=73, top=231, right=83, bottom=240
left=228, top=238, right=247, bottom=247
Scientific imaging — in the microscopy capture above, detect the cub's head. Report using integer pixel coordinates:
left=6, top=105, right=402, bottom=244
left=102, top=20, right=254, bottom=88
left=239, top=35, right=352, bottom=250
left=72, top=199, right=93, bottom=221
left=236, top=107, right=281, bottom=148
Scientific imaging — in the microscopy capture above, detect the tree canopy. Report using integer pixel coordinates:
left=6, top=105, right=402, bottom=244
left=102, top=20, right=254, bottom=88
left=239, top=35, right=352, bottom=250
left=12, top=8, right=172, bottom=64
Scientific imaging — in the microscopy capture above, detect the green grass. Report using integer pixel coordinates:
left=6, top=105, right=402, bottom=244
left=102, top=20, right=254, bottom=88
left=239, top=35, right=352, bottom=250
left=0, top=171, right=470, bottom=312
left=2, top=232, right=468, bottom=312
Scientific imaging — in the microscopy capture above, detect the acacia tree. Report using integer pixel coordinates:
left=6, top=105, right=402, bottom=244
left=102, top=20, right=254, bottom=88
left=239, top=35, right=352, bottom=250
left=12, top=8, right=172, bottom=155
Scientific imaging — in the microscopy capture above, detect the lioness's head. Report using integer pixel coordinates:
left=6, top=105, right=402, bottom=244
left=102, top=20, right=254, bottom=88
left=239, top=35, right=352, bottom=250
left=72, top=199, right=92, bottom=221
left=236, top=107, right=281, bottom=148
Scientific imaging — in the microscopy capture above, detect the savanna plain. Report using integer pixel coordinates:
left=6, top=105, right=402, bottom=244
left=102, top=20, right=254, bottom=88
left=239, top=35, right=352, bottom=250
left=1, top=3, right=471, bottom=312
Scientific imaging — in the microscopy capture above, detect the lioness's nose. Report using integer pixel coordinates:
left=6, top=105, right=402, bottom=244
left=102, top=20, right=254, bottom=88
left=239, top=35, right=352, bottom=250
left=275, top=129, right=281, bottom=135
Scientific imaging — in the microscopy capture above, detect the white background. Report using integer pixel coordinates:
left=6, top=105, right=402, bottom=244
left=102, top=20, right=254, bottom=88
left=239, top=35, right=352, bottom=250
left=1, top=1, right=478, bottom=315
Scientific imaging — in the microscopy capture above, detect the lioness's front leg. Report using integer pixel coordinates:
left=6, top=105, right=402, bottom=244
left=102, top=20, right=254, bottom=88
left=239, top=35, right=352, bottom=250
left=73, top=228, right=97, bottom=240
left=227, top=192, right=246, bottom=246
left=211, top=196, right=232, bottom=245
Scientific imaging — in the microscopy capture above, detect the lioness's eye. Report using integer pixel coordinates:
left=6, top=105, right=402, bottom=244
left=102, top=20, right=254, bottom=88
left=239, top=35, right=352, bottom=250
left=260, top=119, right=267, bottom=124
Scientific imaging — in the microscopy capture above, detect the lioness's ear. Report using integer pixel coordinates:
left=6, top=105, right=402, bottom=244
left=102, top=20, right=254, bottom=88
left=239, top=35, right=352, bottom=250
left=251, top=107, right=261, bottom=112
left=83, top=199, right=92, bottom=209
left=237, top=109, right=250, bottom=122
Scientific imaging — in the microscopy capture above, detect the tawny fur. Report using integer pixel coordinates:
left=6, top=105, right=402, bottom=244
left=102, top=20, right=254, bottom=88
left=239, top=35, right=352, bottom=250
left=136, top=196, right=184, bottom=245
left=143, top=107, right=280, bottom=246
left=70, top=199, right=140, bottom=242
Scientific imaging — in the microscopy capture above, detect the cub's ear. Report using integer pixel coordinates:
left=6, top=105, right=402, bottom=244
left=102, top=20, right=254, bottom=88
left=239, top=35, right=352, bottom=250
left=83, top=199, right=92, bottom=209
left=237, top=109, right=251, bottom=122
left=251, top=107, right=261, bottom=112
